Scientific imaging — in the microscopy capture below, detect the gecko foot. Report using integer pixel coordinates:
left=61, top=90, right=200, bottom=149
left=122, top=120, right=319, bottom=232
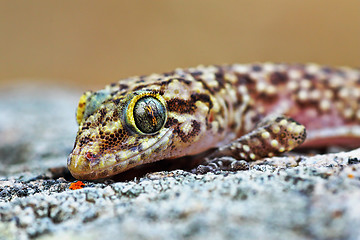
left=195, top=115, right=306, bottom=174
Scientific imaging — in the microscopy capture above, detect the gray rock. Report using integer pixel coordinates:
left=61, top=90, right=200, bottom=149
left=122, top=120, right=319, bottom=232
left=1, top=85, right=360, bottom=240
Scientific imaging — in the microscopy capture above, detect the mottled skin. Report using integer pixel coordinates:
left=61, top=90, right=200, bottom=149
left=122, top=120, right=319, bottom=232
left=68, top=63, right=360, bottom=180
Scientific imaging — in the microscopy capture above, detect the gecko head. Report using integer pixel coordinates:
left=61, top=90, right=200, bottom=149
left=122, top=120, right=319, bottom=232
left=67, top=89, right=175, bottom=180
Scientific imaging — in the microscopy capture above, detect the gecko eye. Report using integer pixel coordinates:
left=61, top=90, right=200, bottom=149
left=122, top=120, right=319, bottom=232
left=133, top=96, right=166, bottom=134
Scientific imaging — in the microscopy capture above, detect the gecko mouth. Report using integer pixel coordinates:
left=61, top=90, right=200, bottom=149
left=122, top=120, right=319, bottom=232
left=68, top=128, right=173, bottom=179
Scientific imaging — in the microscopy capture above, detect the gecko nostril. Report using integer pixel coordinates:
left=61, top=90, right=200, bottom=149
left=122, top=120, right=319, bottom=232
left=85, top=152, right=97, bottom=161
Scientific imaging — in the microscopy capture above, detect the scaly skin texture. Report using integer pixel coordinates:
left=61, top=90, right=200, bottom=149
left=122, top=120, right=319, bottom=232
left=68, top=63, right=360, bottom=180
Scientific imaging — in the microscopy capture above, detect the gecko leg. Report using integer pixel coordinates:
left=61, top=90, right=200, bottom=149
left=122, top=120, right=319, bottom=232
left=196, top=115, right=306, bottom=173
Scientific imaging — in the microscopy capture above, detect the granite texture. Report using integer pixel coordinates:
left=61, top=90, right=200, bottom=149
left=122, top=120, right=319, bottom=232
left=1, top=85, right=360, bottom=240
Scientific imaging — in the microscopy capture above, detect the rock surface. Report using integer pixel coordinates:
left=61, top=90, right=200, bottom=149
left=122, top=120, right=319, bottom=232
left=1, top=85, right=360, bottom=240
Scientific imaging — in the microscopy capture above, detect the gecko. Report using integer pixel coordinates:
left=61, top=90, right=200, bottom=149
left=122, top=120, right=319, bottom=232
left=67, top=63, right=360, bottom=180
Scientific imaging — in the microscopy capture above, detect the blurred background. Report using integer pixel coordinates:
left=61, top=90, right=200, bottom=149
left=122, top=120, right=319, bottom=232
left=0, top=0, right=359, bottom=89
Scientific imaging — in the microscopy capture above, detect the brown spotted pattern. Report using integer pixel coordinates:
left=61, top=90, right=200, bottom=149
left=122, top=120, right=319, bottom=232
left=68, top=63, right=360, bottom=179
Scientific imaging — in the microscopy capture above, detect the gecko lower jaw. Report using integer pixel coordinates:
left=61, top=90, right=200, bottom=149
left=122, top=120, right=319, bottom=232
left=67, top=129, right=173, bottom=180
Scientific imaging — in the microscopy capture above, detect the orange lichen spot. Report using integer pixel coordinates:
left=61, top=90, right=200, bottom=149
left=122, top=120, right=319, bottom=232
left=69, top=181, right=85, bottom=190
left=347, top=174, right=354, bottom=179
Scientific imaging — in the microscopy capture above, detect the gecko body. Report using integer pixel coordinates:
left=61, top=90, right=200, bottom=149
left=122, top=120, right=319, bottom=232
left=68, top=63, right=360, bottom=180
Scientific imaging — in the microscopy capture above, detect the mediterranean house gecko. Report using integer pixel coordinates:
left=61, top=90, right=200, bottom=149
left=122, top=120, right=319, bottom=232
left=67, top=63, right=360, bottom=180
